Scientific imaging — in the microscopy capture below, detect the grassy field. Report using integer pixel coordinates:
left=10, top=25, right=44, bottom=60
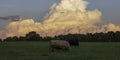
left=0, top=42, right=120, bottom=60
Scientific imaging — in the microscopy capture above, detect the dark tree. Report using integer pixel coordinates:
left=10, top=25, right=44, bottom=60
left=0, top=38, right=2, bottom=42
left=12, top=36, right=19, bottom=41
left=2, top=31, right=120, bottom=42
left=43, top=36, right=52, bottom=41
left=25, top=31, right=42, bottom=41
left=4, top=37, right=12, bottom=41
left=18, top=36, right=26, bottom=41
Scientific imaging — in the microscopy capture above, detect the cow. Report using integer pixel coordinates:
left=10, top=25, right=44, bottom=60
left=67, top=39, right=79, bottom=46
left=50, top=40, right=71, bottom=51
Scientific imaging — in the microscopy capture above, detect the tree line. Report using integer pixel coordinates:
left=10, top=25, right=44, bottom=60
left=0, top=31, right=120, bottom=42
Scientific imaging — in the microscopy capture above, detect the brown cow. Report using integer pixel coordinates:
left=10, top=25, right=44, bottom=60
left=50, top=40, right=71, bottom=51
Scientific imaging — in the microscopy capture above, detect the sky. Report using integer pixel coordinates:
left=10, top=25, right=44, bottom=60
left=0, top=0, right=120, bottom=29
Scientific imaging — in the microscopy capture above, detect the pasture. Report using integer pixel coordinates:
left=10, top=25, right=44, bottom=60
left=0, top=42, right=120, bottom=60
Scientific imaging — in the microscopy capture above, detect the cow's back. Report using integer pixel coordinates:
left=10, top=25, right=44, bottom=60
left=50, top=40, right=71, bottom=51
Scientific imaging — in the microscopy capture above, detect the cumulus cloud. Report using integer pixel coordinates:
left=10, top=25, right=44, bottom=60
left=41, top=0, right=102, bottom=34
left=0, top=0, right=120, bottom=39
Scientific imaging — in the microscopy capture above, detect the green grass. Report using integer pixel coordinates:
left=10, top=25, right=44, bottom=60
left=0, top=42, right=120, bottom=60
